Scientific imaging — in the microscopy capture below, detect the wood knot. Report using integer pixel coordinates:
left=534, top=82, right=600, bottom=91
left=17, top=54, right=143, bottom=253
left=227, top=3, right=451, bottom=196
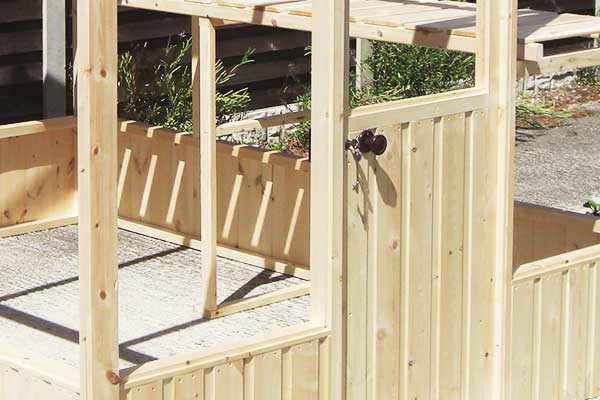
left=99, top=290, right=107, bottom=300
left=100, top=68, right=107, bottom=78
left=106, top=371, right=120, bottom=385
left=93, top=146, right=99, bottom=155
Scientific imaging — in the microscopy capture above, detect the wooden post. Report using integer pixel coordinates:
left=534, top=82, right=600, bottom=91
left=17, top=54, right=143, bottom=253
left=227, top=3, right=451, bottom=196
left=355, top=39, right=372, bottom=89
left=483, top=0, right=517, bottom=398
left=77, top=1, right=119, bottom=399
left=43, top=0, right=67, bottom=117
left=193, top=17, right=218, bottom=317
left=311, top=0, right=349, bottom=396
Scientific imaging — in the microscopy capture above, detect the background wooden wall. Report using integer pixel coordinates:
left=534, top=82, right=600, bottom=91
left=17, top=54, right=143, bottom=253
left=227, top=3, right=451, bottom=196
left=0, top=0, right=311, bottom=124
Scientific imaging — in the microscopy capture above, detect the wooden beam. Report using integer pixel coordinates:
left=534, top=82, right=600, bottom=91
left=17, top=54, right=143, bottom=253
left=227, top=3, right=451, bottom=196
left=0, top=116, right=76, bottom=140
left=76, top=1, right=120, bottom=399
left=486, top=0, right=517, bottom=398
left=195, top=17, right=219, bottom=317
left=209, top=283, right=311, bottom=319
left=43, top=0, right=66, bottom=118
left=310, top=0, right=349, bottom=396
left=117, top=218, right=311, bottom=280
left=0, top=216, right=77, bottom=239
left=355, top=39, right=372, bottom=89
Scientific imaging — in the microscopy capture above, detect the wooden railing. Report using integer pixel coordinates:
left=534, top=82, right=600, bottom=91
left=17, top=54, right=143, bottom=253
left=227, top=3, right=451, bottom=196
left=120, top=323, right=330, bottom=400
left=0, top=344, right=80, bottom=400
left=510, top=244, right=600, bottom=400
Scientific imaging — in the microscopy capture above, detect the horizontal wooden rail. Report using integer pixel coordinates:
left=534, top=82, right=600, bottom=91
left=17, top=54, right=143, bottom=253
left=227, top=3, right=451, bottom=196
left=118, top=119, right=311, bottom=172
left=0, top=116, right=76, bottom=140
left=348, top=88, right=487, bottom=132
left=521, top=42, right=600, bottom=75
left=0, top=215, right=78, bottom=238
left=120, top=322, right=329, bottom=389
left=118, top=218, right=310, bottom=279
left=513, top=243, right=600, bottom=284
left=210, top=282, right=310, bottom=318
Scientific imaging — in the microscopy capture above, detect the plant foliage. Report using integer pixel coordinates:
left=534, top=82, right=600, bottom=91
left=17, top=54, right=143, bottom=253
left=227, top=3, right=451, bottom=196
left=118, top=37, right=253, bottom=132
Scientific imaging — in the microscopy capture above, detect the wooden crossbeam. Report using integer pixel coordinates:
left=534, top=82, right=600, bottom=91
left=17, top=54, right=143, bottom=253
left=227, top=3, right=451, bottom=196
left=209, top=283, right=311, bottom=319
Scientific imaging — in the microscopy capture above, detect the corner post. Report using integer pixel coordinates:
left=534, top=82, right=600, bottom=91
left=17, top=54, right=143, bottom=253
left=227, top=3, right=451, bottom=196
left=483, top=0, right=518, bottom=398
left=77, top=1, right=119, bottom=399
left=311, top=0, right=349, bottom=396
left=193, top=16, right=218, bottom=317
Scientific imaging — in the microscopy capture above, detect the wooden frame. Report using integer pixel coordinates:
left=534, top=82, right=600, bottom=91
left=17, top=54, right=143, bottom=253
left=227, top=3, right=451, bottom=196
left=76, top=1, right=119, bottom=399
left=4, top=0, right=600, bottom=398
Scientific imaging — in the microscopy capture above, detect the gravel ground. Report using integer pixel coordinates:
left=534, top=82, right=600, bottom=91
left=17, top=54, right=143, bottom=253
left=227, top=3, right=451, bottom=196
left=515, top=102, right=600, bottom=213
left=0, top=225, right=309, bottom=368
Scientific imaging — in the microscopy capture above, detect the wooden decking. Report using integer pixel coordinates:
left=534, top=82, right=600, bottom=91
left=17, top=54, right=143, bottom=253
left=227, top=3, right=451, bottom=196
left=119, top=0, right=600, bottom=74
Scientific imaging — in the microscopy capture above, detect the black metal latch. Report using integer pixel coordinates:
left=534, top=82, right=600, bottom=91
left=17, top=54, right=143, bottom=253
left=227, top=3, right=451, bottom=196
left=345, top=129, right=387, bottom=157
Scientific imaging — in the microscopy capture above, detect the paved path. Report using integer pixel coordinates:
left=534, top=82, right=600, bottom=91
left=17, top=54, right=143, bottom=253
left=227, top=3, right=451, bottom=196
left=0, top=225, right=309, bottom=368
left=515, top=102, right=600, bottom=213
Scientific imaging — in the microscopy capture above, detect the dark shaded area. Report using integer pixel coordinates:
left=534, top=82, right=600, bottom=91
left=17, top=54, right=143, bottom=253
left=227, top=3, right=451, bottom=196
left=0, top=0, right=312, bottom=123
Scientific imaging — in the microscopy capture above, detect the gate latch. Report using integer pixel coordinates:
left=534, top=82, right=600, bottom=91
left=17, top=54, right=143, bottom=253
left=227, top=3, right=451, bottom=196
left=345, top=129, right=387, bottom=157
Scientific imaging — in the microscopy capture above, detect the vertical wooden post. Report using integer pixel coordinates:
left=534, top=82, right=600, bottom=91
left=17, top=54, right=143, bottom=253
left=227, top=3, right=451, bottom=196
left=43, top=0, right=67, bottom=117
left=355, top=39, right=372, bottom=89
left=77, top=1, right=119, bottom=399
left=311, top=0, right=349, bottom=396
left=193, top=17, right=218, bottom=317
left=485, top=0, right=517, bottom=398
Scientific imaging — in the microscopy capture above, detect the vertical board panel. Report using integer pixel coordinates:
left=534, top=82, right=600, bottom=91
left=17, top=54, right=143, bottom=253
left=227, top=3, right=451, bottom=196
left=402, top=118, right=435, bottom=400
left=346, top=110, right=495, bottom=400
left=463, top=110, right=494, bottom=399
left=433, top=113, right=466, bottom=400
left=369, top=123, right=402, bottom=400
left=285, top=340, right=319, bottom=400
left=116, top=126, right=310, bottom=267
left=121, top=337, right=326, bottom=400
left=511, top=255, right=600, bottom=400
left=345, top=136, right=370, bottom=400
left=510, top=282, right=535, bottom=400
left=537, top=274, right=562, bottom=399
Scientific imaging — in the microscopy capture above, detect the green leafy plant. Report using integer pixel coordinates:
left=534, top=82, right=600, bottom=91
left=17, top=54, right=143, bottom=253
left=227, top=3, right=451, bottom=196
left=271, top=42, right=475, bottom=154
left=576, top=66, right=600, bottom=86
left=118, top=37, right=254, bottom=131
left=516, top=95, right=572, bottom=129
left=584, top=200, right=600, bottom=216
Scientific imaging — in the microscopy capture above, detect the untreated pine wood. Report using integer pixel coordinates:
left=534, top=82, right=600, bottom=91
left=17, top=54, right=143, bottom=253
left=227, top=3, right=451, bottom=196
left=76, top=1, right=120, bottom=399
left=310, top=0, right=349, bottom=395
left=195, top=17, right=219, bottom=317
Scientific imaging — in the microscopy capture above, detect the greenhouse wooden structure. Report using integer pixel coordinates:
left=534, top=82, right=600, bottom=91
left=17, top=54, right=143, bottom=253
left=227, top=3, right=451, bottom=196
left=2, top=0, right=600, bottom=399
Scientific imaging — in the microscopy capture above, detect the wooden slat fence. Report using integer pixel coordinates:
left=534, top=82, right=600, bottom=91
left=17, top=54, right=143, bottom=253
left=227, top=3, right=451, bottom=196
left=510, top=244, right=600, bottom=399
left=0, top=345, right=80, bottom=400
left=120, top=326, right=330, bottom=400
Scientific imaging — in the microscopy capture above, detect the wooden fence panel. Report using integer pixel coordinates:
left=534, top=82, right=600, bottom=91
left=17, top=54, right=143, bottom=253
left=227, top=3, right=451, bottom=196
left=116, top=121, right=311, bottom=267
left=121, top=335, right=328, bottom=400
left=510, top=245, right=600, bottom=399
left=513, top=202, right=600, bottom=269
left=346, top=109, right=496, bottom=400
left=0, top=346, right=79, bottom=400
left=0, top=120, right=77, bottom=228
